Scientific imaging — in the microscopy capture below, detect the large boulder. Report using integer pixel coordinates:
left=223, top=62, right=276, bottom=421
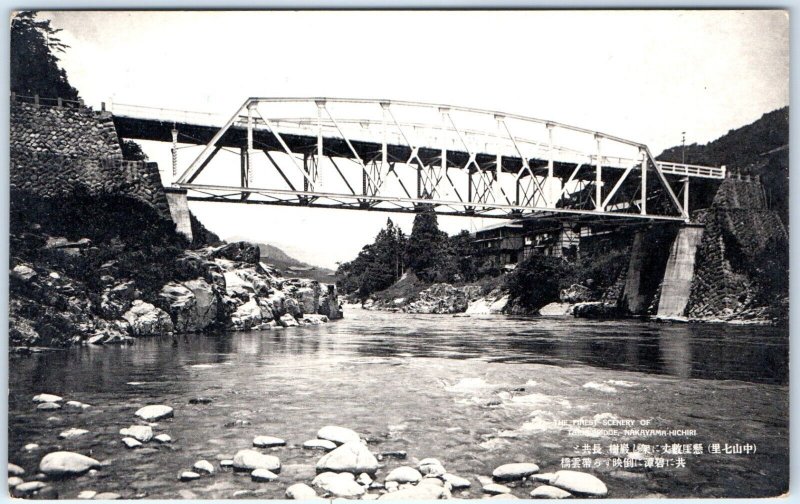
left=312, top=472, right=365, bottom=498
left=295, top=284, right=320, bottom=314
left=560, top=284, right=594, bottom=303
left=493, top=462, right=540, bottom=481
left=403, top=283, right=469, bottom=314
left=317, top=426, right=361, bottom=445
left=549, top=470, right=608, bottom=497
left=229, top=299, right=263, bottom=331
left=159, top=278, right=220, bottom=332
left=223, top=271, right=255, bottom=300
left=232, top=449, right=281, bottom=472
left=316, top=441, right=379, bottom=475
left=122, top=300, right=174, bottom=337
left=286, top=483, right=319, bottom=499
left=378, top=484, right=447, bottom=500
left=318, top=285, right=342, bottom=320
left=210, top=242, right=261, bottom=265
left=87, top=319, right=133, bottom=345
left=39, top=451, right=101, bottom=477
left=98, top=281, right=137, bottom=319
left=135, top=404, right=174, bottom=421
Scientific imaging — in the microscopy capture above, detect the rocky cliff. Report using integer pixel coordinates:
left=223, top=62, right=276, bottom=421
left=9, top=99, right=341, bottom=350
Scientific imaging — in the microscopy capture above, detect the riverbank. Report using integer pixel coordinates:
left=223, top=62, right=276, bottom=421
left=7, top=307, right=789, bottom=499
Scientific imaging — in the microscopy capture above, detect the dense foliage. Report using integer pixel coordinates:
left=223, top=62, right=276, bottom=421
left=11, top=11, right=80, bottom=101
left=337, top=209, right=481, bottom=299
left=121, top=140, right=149, bottom=161
left=336, top=218, right=406, bottom=298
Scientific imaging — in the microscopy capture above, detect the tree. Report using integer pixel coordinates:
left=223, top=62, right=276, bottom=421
left=405, top=205, right=449, bottom=282
left=505, top=255, right=568, bottom=311
left=11, top=11, right=80, bottom=100
left=336, top=218, right=407, bottom=298
left=121, top=140, right=149, bottom=161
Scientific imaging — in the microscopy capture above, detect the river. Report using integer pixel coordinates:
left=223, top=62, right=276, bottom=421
left=8, top=306, right=789, bottom=499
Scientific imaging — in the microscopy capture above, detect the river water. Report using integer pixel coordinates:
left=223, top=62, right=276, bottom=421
left=8, top=307, right=789, bottom=499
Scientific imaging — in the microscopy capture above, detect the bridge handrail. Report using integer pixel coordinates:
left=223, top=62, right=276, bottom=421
left=656, top=161, right=726, bottom=179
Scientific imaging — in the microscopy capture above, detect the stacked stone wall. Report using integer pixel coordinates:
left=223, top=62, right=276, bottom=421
left=685, top=178, right=788, bottom=322
left=10, top=101, right=169, bottom=217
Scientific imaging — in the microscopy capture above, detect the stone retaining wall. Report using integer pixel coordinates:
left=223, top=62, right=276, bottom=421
left=10, top=101, right=169, bottom=217
left=685, top=178, right=788, bottom=322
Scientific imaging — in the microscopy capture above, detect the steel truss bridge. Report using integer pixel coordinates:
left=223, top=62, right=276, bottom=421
left=111, top=98, right=725, bottom=223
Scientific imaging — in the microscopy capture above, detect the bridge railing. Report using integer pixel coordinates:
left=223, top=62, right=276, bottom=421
left=108, top=101, right=230, bottom=126
left=655, top=161, right=726, bottom=179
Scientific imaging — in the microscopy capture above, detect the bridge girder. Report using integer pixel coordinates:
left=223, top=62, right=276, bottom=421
left=111, top=98, right=726, bottom=222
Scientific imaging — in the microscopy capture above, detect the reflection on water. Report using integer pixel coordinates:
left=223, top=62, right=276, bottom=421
left=8, top=307, right=789, bottom=499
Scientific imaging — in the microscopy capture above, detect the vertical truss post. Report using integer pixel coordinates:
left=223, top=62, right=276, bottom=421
left=640, top=149, right=647, bottom=215
left=439, top=107, right=448, bottom=201
left=546, top=122, right=554, bottom=180
left=682, top=177, right=690, bottom=220
left=380, top=102, right=389, bottom=167
left=170, top=127, right=178, bottom=177
left=171, top=126, right=178, bottom=179
left=316, top=101, right=324, bottom=191
left=494, top=114, right=504, bottom=202
left=246, top=101, right=255, bottom=186
left=594, top=134, right=602, bottom=211
left=240, top=148, right=249, bottom=201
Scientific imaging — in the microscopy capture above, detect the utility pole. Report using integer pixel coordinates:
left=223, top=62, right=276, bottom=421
left=681, top=131, right=686, bottom=164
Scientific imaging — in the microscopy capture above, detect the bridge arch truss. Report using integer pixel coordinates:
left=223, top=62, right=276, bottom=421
left=118, top=98, right=725, bottom=223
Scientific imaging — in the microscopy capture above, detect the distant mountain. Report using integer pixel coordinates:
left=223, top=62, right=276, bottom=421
left=227, top=236, right=338, bottom=283
left=657, top=106, right=788, bottom=223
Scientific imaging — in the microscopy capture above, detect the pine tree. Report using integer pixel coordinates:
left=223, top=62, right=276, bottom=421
left=405, top=205, right=448, bottom=281
left=11, top=11, right=80, bottom=100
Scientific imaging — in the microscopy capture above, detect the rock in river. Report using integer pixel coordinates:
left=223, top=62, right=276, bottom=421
left=312, top=472, right=365, bottom=498
left=253, top=435, right=286, bottom=448
left=286, top=482, right=318, bottom=499
left=232, top=449, right=281, bottom=472
left=193, top=460, right=215, bottom=474
left=12, top=481, right=47, bottom=497
left=316, top=441, right=379, bottom=475
left=120, top=425, right=153, bottom=443
left=385, top=466, right=422, bottom=484
left=492, top=462, right=540, bottom=481
left=135, top=405, right=174, bottom=421
left=9, top=463, right=25, bottom=476
left=316, top=425, right=360, bottom=445
left=483, top=483, right=512, bottom=495
left=94, top=492, right=121, bottom=500
left=59, top=428, right=89, bottom=439
left=303, top=439, right=337, bottom=451
left=39, top=451, right=100, bottom=477
left=443, top=473, right=472, bottom=489
left=530, top=485, right=573, bottom=499
left=122, top=437, right=142, bottom=449
left=180, top=471, right=201, bottom=481
left=33, top=393, right=63, bottom=403
left=8, top=476, right=23, bottom=487
left=378, top=484, right=447, bottom=500
left=154, top=434, right=172, bottom=444
left=549, top=470, right=608, bottom=497
left=37, top=402, right=61, bottom=410
left=251, top=468, right=278, bottom=482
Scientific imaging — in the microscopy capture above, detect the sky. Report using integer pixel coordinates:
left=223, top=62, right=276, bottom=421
left=39, top=10, right=789, bottom=269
